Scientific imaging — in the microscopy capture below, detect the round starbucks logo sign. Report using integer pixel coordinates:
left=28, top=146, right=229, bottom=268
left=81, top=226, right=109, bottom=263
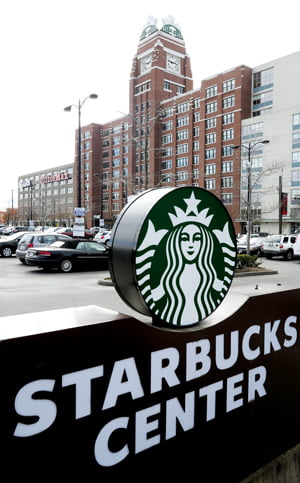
left=109, top=187, right=237, bottom=327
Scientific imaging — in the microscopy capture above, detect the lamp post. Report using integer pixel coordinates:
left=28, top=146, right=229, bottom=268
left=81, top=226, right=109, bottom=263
left=233, top=140, right=269, bottom=255
left=64, top=94, right=98, bottom=209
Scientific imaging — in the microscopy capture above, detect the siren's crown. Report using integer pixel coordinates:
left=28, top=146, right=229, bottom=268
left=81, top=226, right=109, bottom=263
left=169, top=192, right=213, bottom=227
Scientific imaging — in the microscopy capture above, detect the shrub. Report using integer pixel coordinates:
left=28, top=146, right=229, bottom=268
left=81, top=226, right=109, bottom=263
left=236, top=254, right=263, bottom=269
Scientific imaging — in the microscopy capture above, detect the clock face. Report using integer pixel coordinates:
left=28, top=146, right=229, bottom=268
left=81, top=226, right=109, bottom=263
left=141, top=55, right=152, bottom=73
left=167, top=54, right=180, bottom=72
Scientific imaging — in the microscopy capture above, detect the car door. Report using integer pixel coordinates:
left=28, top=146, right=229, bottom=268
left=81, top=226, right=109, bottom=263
left=81, top=241, right=108, bottom=269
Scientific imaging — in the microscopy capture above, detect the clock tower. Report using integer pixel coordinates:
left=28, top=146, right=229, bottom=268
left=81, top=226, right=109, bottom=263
left=129, top=16, right=193, bottom=189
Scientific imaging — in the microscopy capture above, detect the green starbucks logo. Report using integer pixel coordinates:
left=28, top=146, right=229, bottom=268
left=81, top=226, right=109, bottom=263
left=134, top=187, right=236, bottom=326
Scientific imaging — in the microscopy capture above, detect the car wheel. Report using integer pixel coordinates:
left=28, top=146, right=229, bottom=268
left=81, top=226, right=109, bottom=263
left=256, top=248, right=262, bottom=257
left=2, top=247, right=12, bottom=257
left=60, top=258, right=73, bottom=273
left=285, top=250, right=293, bottom=261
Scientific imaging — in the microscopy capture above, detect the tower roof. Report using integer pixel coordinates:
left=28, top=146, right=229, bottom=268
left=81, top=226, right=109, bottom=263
left=140, top=16, right=183, bottom=42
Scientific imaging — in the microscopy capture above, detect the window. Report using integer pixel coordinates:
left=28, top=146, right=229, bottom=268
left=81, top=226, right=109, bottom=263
left=177, top=129, right=188, bottom=141
left=221, top=176, right=233, bottom=188
left=194, top=112, right=200, bottom=122
left=292, top=152, right=300, bottom=166
left=177, top=102, right=189, bottom=113
left=205, top=178, right=216, bottom=190
left=292, top=132, right=300, bottom=149
left=222, top=145, right=233, bottom=157
left=193, top=126, right=199, bottom=137
left=223, top=79, right=235, bottom=92
left=162, top=147, right=172, bottom=157
left=242, top=122, right=264, bottom=139
left=176, top=157, right=188, bottom=167
left=221, top=193, right=232, bottom=204
left=205, top=164, right=216, bottom=175
left=205, top=133, right=216, bottom=144
left=112, top=136, right=120, bottom=145
left=292, top=170, right=300, bottom=185
left=222, top=128, right=234, bottom=141
left=253, top=68, right=273, bottom=90
left=161, top=107, right=173, bottom=118
left=193, top=155, right=199, bottom=165
left=177, top=144, right=188, bottom=154
left=291, top=189, right=300, bottom=204
left=205, top=148, right=216, bottom=160
left=161, top=121, right=173, bottom=131
left=112, top=148, right=120, bottom=156
left=161, top=160, right=172, bottom=170
left=221, top=161, right=233, bottom=172
left=192, top=169, right=199, bottom=179
left=177, top=116, right=189, bottom=127
left=206, top=102, right=217, bottom=114
left=162, top=134, right=172, bottom=144
left=206, top=85, right=217, bottom=98
left=293, top=114, right=300, bottom=130
left=194, top=98, right=200, bottom=108
left=223, top=96, right=235, bottom=109
left=223, top=113, right=234, bottom=125
left=164, top=81, right=171, bottom=90
left=206, top=117, right=216, bottom=129
left=193, top=141, right=199, bottom=151
left=176, top=171, right=189, bottom=181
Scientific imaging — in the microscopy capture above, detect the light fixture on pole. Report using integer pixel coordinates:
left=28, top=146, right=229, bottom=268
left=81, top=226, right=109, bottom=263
left=233, top=140, right=269, bottom=255
left=64, top=93, right=98, bottom=209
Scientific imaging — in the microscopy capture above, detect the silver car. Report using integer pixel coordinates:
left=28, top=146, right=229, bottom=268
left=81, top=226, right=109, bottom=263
left=16, top=232, right=71, bottom=263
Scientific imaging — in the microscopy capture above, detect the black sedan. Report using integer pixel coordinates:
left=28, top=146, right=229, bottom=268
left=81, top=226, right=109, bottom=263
left=25, top=238, right=109, bottom=272
left=0, top=231, right=35, bottom=257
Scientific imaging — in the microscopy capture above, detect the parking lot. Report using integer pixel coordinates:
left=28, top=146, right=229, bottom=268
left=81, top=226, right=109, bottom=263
left=0, top=255, right=300, bottom=320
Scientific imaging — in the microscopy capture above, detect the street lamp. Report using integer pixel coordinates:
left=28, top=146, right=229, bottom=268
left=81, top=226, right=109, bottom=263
left=233, top=139, right=270, bottom=255
left=64, top=93, right=98, bottom=209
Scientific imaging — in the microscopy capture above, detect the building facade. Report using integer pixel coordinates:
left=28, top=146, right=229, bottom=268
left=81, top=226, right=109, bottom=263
left=18, top=164, right=74, bottom=227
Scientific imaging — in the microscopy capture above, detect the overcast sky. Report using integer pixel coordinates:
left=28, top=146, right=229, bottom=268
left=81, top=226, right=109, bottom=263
left=0, top=0, right=298, bottom=212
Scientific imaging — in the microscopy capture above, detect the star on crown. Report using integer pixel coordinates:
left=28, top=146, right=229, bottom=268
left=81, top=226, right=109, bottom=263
left=169, top=192, right=214, bottom=227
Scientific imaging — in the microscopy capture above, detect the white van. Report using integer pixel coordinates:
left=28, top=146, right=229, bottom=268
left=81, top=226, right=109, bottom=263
left=293, top=234, right=300, bottom=258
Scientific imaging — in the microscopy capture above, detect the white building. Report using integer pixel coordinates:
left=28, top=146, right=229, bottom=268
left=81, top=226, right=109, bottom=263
left=241, top=50, right=300, bottom=235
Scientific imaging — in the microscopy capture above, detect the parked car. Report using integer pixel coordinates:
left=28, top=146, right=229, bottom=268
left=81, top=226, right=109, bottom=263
left=262, top=234, right=299, bottom=260
left=94, top=230, right=112, bottom=245
left=237, top=235, right=268, bottom=257
left=25, top=238, right=109, bottom=272
left=0, top=231, right=35, bottom=257
left=16, top=232, right=72, bottom=263
left=55, top=227, right=94, bottom=239
left=2, top=225, right=30, bottom=235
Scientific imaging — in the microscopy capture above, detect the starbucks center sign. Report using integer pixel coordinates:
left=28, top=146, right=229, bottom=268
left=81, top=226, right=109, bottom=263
left=2, top=186, right=300, bottom=481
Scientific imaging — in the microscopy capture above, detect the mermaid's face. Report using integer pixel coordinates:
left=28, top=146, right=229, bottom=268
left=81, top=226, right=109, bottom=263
left=180, top=224, right=201, bottom=262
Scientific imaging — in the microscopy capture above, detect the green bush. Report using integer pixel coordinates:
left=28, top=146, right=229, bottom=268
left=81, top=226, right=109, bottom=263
left=236, top=254, right=263, bottom=268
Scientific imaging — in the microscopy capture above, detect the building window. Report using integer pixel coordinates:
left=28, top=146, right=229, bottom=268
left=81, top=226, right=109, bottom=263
left=292, top=132, right=300, bottom=149
left=161, top=107, right=173, bottom=118
left=292, top=152, right=300, bottom=167
left=253, top=68, right=273, bottom=90
left=193, top=112, right=200, bottom=122
left=223, top=113, right=234, bottom=125
left=221, top=161, right=233, bottom=172
left=161, top=120, right=173, bottom=131
left=162, top=147, right=172, bottom=157
left=177, top=143, right=188, bottom=154
left=223, top=96, right=235, bottom=109
left=221, top=176, right=233, bottom=188
left=193, top=141, right=199, bottom=151
left=205, top=148, right=216, bottom=160
left=222, top=193, right=232, bottom=204
left=222, top=145, right=233, bottom=157
left=193, top=126, right=200, bottom=137
left=205, top=133, right=216, bottom=144
left=177, top=116, right=189, bottom=127
left=177, top=102, right=189, bottom=113
left=222, top=128, right=234, bottom=141
left=223, top=79, right=235, bottom=92
left=176, top=171, right=189, bottom=181
left=193, top=155, right=199, bottom=165
left=206, top=85, right=217, bottom=98
left=194, top=98, right=200, bottom=108
left=292, top=170, right=300, bottom=185
left=176, top=157, right=188, bottom=167
left=293, top=113, right=300, bottom=130
left=206, top=101, right=217, bottom=114
left=177, top=130, right=188, bottom=141
left=206, top=117, right=216, bottom=129
left=205, top=178, right=216, bottom=190
left=161, top=160, right=172, bottom=170
left=162, top=134, right=173, bottom=144
left=205, top=164, right=216, bottom=175
left=164, top=81, right=171, bottom=90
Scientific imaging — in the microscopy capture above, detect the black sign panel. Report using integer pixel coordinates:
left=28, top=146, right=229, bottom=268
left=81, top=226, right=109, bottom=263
left=1, top=290, right=300, bottom=481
